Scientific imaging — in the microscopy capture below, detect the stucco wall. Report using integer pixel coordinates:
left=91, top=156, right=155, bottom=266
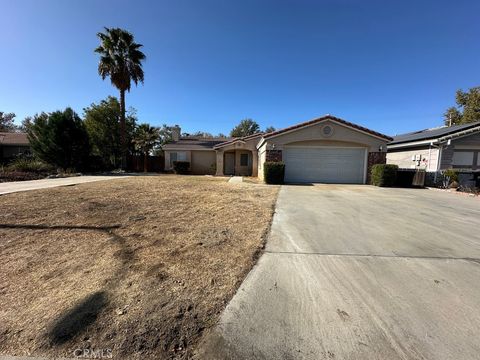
left=264, top=120, right=388, bottom=151
left=257, top=143, right=267, bottom=181
left=387, top=147, right=439, bottom=171
left=215, top=137, right=260, bottom=176
left=257, top=120, right=388, bottom=181
left=191, top=150, right=216, bottom=174
left=233, top=150, right=251, bottom=176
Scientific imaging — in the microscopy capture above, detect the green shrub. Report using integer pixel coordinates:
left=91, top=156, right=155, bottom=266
left=443, top=169, right=458, bottom=182
left=264, top=162, right=285, bottom=184
left=371, top=164, right=398, bottom=187
left=27, top=108, right=91, bottom=171
left=0, top=170, right=45, bottom=182
left=6, top=157, right=54, bottom=174
left=173, top=161, right=190, bottom=174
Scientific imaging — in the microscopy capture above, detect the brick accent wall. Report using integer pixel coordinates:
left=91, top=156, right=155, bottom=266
left=367, top=152, right=386, bottom=184
left=266, top=150, right=282, bottom=162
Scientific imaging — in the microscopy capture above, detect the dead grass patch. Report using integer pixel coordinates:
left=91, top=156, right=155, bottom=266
left=0, top=175, right=279, bottom=359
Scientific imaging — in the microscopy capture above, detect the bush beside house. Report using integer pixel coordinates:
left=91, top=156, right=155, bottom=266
left=173, top=161, right=190, bottom=174
left=371, top=164, right=398, bottom=187
left=0, top=157, right=55, bottom=183
left=264, top=162, right=285, bottom=184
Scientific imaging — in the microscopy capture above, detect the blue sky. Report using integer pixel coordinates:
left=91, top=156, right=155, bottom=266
left=1, top=0, right=479, bottom=136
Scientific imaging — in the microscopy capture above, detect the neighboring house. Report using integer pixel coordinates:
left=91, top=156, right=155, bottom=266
left=0, top=132, right=31, bottom=163
left=163, top=115, right=391, bottom=184
left=387, top=121, right=480, bottom=172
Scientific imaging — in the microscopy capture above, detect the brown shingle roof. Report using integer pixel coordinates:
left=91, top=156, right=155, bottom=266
left=213, top=132, right=264, bottom=149
left=163, top=136, right=233, bottom=150
left=262, top=115, right=393, bottom=141
left=0, top=132, right=29, bottom=146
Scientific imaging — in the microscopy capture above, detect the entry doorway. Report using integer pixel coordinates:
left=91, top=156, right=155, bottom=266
left=224, top=152, right=235, bottom=175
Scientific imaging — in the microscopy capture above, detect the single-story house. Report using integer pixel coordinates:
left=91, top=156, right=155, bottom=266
left=387, top=121, right=480, bottom=172
left=0, top=132, right=31, bottom=162
left=163, top=115, right=392, bottom=184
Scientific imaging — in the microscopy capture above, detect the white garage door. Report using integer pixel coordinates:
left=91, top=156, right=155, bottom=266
left=284, top=147, right=366, bottom=184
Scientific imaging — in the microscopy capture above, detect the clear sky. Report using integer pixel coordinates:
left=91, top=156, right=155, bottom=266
left=1, top=0, right=479, bottom=136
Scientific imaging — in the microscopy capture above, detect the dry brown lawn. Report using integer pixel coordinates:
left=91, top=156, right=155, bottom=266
left=0, top=175, right=279, bottom=359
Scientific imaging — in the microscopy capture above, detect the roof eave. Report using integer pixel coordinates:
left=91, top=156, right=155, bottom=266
left=389, top=124, right=480, bottom=147
left=213, top=139, right=246, bottom=149
left=387, top=139, right=440, bottom=149
left=263, top=116, right=392, bottom=142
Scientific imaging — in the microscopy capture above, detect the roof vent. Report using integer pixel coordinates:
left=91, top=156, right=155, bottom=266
left=321, top=124, right=334, bottom=137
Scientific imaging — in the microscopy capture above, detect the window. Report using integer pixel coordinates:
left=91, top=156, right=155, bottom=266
left=170, top=152, right=187, bottom=166
left=452, top=151, right=474, bottom=167
left=240, top=153, right=249, bottom=166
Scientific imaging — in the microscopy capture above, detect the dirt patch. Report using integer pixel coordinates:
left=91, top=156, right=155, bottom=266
left=0, top=175, right=279, bottom=359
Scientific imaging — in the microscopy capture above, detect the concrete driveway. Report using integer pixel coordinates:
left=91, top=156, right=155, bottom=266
left=198, top=185, right=480, bottom=360
left=0, top=175, right=129, bottom=195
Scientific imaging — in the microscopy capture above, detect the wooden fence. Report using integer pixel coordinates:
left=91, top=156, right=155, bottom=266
left=127, top=155, right=164, bottom=172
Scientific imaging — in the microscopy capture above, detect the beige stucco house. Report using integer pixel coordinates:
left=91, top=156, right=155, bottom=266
left=163, top=115, right=392, bottom=184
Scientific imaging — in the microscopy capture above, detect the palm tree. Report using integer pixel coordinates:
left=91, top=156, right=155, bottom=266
left=133, top=124, right=160, bottom=172
left=95, top=27, right=146, bottom=169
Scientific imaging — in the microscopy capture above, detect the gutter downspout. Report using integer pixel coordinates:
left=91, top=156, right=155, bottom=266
left=427, top=141, right=441, bottom=183
left=435, top=145, right=443, bottom=184
left=428, top=145, right=432, bottom=171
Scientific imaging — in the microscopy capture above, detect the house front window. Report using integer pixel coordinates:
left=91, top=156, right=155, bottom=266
left=170, top=151, right=187, bottom=167
left=452, top=151, right=475, bottom=168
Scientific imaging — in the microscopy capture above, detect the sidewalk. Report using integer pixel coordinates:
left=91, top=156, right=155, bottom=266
left=0, top=176, right=129, bottom=195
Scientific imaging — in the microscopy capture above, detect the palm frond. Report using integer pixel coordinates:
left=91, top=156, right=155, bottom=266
left=94, top=27, right=146, bottom=92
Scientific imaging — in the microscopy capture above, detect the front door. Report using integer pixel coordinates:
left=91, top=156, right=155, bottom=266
left=224, top=152, right=235, bottom=175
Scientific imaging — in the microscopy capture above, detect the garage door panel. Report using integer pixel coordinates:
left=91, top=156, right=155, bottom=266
left=284, top=147, right=365, bottom=184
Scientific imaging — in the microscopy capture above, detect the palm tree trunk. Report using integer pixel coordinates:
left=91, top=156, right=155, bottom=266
left=120, top=89, right=127, bottom=170
left=144, top=151, right=148, bottom=172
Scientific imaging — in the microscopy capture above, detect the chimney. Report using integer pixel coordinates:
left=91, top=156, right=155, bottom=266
left=171, top=125, right=181, bottom=141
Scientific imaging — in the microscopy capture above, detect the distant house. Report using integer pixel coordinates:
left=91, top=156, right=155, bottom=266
left=163, top=115, right=391, bottom=184
left=0, top=132, right=31, bottom=162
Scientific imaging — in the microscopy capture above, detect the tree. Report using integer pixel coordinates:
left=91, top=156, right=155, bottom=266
left=443, top=107, right=462, bottom=126
left=0, top=112, right=17, bottom=132
left=190, top=131, right=213, bottom=138
left=133, top=124, right=160, bottom=172
left=264, top=126, right=276, bottom=133
left=158, top=124, right=174, bottom=146
left=230, top=118, right=260, bottom=137
left=95, top=27, right=146, bottom=169
left=27, top=108, right=91, bottom=171
left=444, top=87, right=480, bottom=126
left=84, top=96, right=137, bottom=169
left=20, top=116, right=33, bottom=132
